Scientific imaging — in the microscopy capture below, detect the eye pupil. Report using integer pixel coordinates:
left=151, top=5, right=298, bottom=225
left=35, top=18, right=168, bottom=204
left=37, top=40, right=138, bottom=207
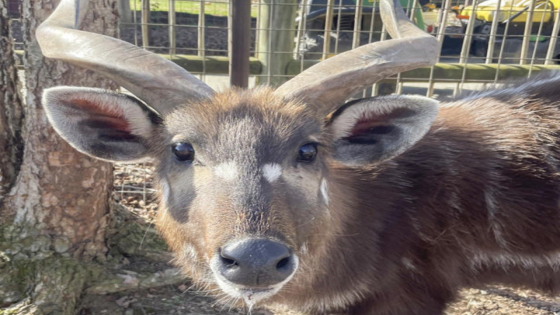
left=298, top=143, right=318, bottom=162
left=172, top=142, right=195, bottom=162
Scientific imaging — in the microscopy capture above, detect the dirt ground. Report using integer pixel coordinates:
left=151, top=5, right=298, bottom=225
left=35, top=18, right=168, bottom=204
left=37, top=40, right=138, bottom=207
left=82, top=163, right=560, bottom=315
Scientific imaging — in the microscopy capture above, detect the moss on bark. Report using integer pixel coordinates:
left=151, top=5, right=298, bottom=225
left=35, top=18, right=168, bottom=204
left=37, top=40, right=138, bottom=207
left=1, top=204, right=173, bottom=314
left=0, top=255, right=103, bottom=314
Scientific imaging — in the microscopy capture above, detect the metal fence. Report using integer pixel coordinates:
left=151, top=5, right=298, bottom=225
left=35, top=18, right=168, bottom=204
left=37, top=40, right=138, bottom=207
left=113, top=0, right=560, bottom=98
left=8, top=0, right=560, bottom=95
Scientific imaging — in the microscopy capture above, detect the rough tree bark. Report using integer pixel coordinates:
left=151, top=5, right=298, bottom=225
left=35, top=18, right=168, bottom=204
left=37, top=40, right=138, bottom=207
left=0, top=0, right=23, bottom=221
left=0, top=0, right=119, bottom=313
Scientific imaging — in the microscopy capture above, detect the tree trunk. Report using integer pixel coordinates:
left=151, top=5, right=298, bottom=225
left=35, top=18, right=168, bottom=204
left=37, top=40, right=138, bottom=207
left=1, top=0, right=119, bottom=313
left=0, top=0, right=23, bottom=222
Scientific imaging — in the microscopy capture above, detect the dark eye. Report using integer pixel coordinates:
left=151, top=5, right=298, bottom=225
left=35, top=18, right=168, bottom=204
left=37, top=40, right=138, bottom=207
left=172, top=142, right=195, bottom=162
left=298, top=143, right=318, bottom=163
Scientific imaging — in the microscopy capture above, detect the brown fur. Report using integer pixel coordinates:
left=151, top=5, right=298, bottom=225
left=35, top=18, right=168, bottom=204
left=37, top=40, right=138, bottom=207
left=151, top=77, right=560, bottom=315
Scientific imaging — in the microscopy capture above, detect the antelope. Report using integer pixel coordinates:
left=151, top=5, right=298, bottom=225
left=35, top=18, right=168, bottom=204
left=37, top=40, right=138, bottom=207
left=37, top=0, right=560, bottom=314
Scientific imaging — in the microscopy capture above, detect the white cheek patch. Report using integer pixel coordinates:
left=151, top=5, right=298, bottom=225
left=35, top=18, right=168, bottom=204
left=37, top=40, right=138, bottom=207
left=214, top=161, right=239, bottom=181
left=161, top=178, right=171, bottom=202
left=185, top=244, right=198, bottom=260
left=300, top=242, right=309, bottom=255
left=262, top=163, right=282, bottom=183
left=320, top=179, right=329, bottom=205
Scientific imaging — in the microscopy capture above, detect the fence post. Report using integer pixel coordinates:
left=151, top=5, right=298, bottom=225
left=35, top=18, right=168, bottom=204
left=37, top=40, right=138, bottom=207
left=229, top=0, right=252, bottom=88
left=169, top=0, right=176, bottom=55
left=198, top=0, right=206, bottom=57
left=141, top=0, right=151, bottom=49
left=255, top=0, right=298, bottom=86
left=118, top=0, right=132, bottom=23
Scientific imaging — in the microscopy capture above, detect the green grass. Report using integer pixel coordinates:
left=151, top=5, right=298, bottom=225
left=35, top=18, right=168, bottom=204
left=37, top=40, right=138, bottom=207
left=130, top=0, right=258, bottom=18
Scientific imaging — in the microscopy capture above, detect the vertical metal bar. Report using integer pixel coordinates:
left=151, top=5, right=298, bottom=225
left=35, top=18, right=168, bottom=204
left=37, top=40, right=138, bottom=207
left=256, top=0, right=298, bottom=85
left=169, top=0, right=176, bottom=55
left=485, top=0, right=501, bottom=63
left=367, top=0, right=379, bottom=97
left=295, top=0, right=308, bottom=59
left=267, top=1, right=274, bottom=84
left=334, top=1, right=343, bottom=54
left=436, top=0, right=451, bottom=43
left=545, top=3, right=560, bottom=64
left=323, top=0, right=335, bottom=59
left=455, top=0, right=478, bottom=96
left=459, top=0, right=478, bottom=64
left=132, top=0, right=139, bottom=46
left=528, top=1, right=549, bottom=75
left=368, top=0, right=377, bottom=44
left=299, top=0, right=309, bottom=72
left=520, top=0, right=537, bottom=65
left=409, top=0, right=418, bottom=20
left=494, top=4, right=516, bottom=82
left=229, top=0, right=252, bottom=88
left=428, top=0, right=451, bottom=97
left=352, top=0, right=363, bottom=49
left=198, top=0, right=206, bottom=57
left=256, top=0, right=262, bottom=56
left=141, top=0, right=151, bottom=49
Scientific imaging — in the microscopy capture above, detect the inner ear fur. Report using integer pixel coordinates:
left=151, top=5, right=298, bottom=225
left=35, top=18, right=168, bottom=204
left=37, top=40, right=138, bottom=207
left=328, top=95, right=439, bottom=166
left=43, top=86, right=161, bottom=162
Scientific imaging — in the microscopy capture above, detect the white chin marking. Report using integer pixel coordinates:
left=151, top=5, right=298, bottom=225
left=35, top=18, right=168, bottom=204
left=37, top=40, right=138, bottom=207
left=262, top=163, right=282, bottom=183
left=320, top=179, right=329, bottom=205
left=214, top=161, right=239, bottom=181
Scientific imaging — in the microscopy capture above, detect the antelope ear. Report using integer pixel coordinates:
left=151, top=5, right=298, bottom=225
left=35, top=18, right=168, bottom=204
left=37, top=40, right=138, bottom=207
left=42, top=86, right=161, bottom=162
left=328, top=95, right=439, bottom=166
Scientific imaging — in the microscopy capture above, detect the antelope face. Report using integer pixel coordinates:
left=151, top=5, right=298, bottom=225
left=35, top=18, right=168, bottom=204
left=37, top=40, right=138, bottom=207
left=42, top=87, right=336, bottom=306
left=155, top=89, right=331, bottom=305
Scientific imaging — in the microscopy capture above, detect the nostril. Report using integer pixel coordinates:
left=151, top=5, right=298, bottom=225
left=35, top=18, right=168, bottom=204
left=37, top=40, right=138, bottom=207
left=219, top=249, right=239, bottom=267
left=276, top=256, right=291, bottom=270
left=221, top=256, right=238, bottom=267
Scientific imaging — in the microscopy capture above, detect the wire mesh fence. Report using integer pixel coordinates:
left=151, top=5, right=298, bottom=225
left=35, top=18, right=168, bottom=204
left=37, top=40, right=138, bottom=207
left=103, top=0, right=560, bottom=98
left=7, top=0, right=560, bottom=95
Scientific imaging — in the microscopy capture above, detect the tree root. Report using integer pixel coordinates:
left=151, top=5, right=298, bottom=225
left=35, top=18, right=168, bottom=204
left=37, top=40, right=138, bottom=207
left=0, top=203, right=180, bottom=314
left=86, top=267, right=187, bottom=295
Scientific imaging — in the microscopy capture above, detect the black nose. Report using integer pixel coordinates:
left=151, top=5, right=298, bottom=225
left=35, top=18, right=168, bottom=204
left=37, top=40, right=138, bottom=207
left=216, top=238, right=296, bottom=287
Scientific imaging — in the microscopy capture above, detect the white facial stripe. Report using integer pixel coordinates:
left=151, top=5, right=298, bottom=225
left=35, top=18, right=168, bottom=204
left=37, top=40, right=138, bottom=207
left=262, top=163, right=282, bottom=183
left=161, top=178, right=170, bottom=202
left=214, top=161, right=239, bottom=181
left=300, top=242, right=309, bottom=255
left=320, top=179, right=329, bottom=205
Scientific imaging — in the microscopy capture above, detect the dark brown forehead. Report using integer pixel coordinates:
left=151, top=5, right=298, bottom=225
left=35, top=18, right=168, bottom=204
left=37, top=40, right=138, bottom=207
left=164, top=87, right=323, bottom=164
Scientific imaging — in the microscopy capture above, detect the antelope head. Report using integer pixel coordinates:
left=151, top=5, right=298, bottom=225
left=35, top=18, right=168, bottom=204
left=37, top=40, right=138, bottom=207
left=37, top=0, right=439, bottom=307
